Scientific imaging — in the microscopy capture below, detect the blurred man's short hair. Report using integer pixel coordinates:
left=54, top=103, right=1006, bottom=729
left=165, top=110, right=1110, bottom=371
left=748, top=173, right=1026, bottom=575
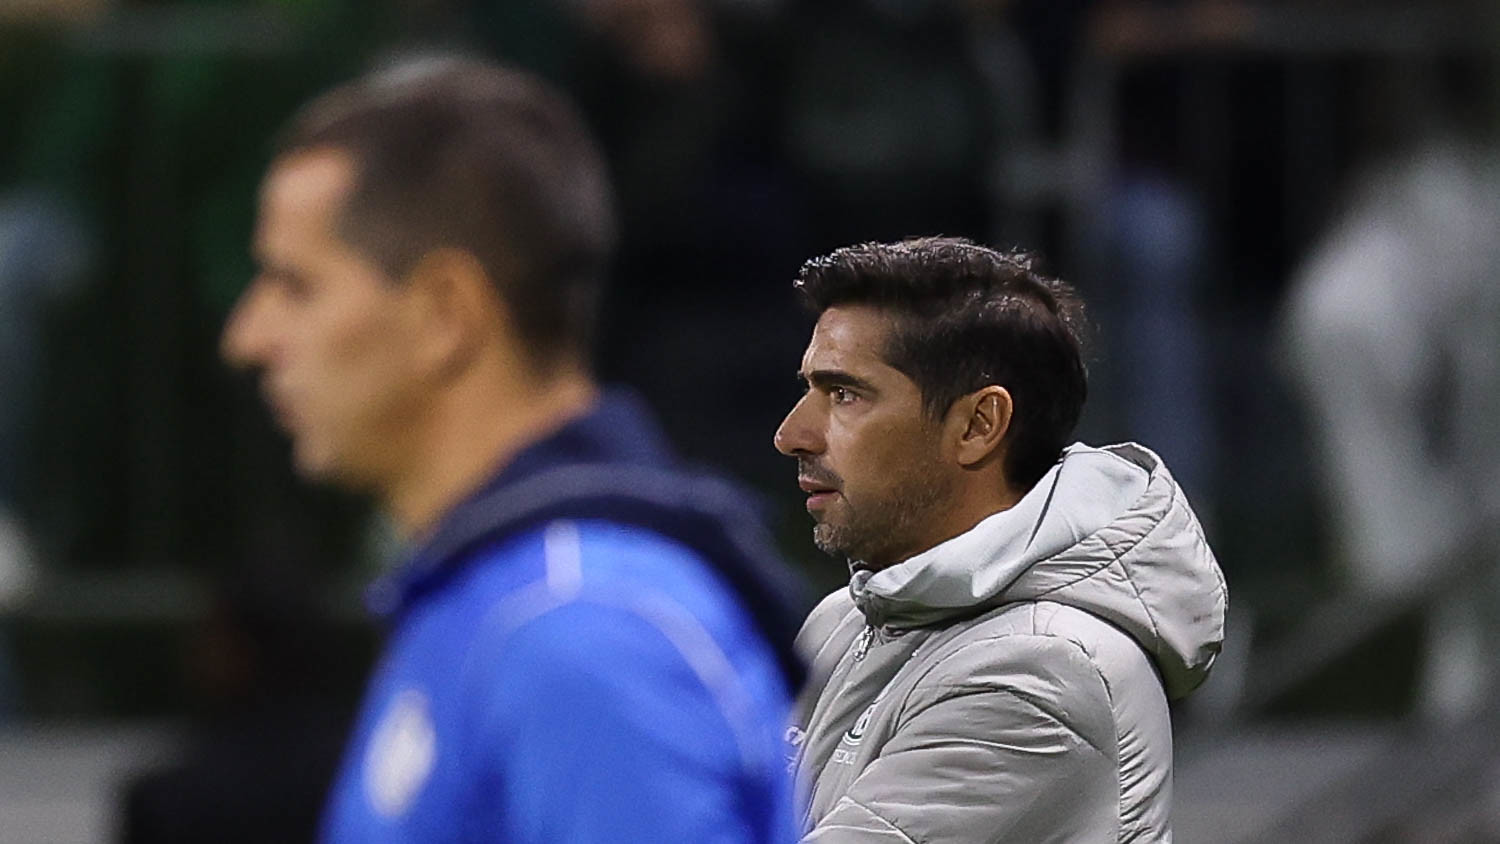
left=276, top=56, right=617, bottom=370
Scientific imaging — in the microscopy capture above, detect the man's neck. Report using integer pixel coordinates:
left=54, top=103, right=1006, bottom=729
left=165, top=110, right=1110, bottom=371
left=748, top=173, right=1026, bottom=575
left=937, top=480, right=1028, bottom=548
left=873, top=477, right=1029, bottom=571
left=385, top=371, right=598, bottom=541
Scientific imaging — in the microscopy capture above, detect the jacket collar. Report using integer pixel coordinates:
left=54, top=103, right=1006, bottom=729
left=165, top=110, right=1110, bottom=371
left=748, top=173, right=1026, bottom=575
left=367, top=389, right=676, bottom=616
left=366, top=388, right=811, bottom=686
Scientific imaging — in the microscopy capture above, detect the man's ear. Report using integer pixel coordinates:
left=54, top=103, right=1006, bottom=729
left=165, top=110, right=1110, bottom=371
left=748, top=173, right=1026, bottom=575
left=403, top=248, right=499, bottom=380
left=948, top=385, right=1013, bottom=469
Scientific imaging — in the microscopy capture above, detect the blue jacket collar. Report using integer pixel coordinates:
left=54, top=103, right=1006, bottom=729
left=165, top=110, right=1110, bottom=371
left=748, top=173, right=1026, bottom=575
left=367, top=388, right=809, bottom=685
left=368, top=389, right=668, bottom=615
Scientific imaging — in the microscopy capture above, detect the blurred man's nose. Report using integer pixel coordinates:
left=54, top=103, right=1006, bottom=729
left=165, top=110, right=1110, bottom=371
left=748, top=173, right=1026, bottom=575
left=220, top=280, right=271, bottom=370
left=774, top=395, right=822, bottom=457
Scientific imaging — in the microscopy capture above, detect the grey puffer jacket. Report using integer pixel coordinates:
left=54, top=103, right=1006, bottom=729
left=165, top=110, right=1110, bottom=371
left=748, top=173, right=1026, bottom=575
left=788, top=443, right=1226, bottom=843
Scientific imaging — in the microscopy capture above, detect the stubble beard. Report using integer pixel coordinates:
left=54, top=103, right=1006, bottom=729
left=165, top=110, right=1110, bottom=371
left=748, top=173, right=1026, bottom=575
left=812, top=465, right=953, bottom=570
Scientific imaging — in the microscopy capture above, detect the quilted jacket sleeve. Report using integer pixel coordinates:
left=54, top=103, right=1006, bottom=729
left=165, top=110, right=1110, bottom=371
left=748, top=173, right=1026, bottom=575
left=803, top=633, right=1121, bottom=844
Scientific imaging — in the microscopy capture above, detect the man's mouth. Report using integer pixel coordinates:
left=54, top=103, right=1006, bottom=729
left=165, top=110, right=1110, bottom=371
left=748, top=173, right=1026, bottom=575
left=797, top=477, right=839, bottom=510
left=796, top=459, right=844, bottom=511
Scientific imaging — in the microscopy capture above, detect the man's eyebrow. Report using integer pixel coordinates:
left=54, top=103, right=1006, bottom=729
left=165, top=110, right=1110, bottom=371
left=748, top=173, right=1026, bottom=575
left=801, top=369, right=878, bottom=394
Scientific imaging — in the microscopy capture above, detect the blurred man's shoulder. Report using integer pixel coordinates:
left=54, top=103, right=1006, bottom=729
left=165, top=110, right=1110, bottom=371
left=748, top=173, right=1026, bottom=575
left=449, top=518, right=772, bottom=654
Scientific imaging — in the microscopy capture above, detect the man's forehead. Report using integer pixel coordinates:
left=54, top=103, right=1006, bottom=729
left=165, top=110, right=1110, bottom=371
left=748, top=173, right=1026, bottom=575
left=800, top=306, right=922, bottom=398
left=803, top=305, right=896, bottom=366
left=256, top=148, right=358, bottom=253
left=261, top=149, right=357, bottom=220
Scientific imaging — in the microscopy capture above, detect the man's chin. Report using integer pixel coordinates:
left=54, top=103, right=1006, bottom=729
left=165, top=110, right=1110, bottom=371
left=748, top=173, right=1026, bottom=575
left=812, top=524, right=852, bottom=560
left=290, top=441, right=340, bottom=484
left=292, top=446, right=386, bottom=498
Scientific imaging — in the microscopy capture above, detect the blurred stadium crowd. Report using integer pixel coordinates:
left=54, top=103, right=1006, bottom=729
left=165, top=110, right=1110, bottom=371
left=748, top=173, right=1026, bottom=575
left=2, top=0, right=1500, bottom=841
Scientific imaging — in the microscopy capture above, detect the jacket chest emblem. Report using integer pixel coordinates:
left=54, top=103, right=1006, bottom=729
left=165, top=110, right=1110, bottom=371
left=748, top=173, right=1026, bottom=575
left=832, top=671, right=896, bottom=767
left=364, top=688, right=438, bottom=819
left=844, top=702, right=877, bottom=746
left=829, top=701, right=879, bottom=767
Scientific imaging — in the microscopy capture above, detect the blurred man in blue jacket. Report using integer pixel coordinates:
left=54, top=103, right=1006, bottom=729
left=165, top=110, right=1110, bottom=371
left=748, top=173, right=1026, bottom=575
left=221, top=56, right=806, bottom=843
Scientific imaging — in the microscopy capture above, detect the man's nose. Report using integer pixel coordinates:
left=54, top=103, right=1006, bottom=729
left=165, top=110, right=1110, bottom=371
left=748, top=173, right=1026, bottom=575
left=220, top=280, right=270, bottom=370
left=774, top=395, right=822, bottom=457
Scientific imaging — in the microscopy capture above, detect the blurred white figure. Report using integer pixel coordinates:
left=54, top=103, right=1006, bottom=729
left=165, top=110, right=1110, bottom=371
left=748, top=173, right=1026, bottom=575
left=0, top=512, right=35, bottom=610
left=0, top=190, right=87, bottom=720
left=0, top=192, right=89, bottom=611
left=1284, top=139, right=1500, bottom=723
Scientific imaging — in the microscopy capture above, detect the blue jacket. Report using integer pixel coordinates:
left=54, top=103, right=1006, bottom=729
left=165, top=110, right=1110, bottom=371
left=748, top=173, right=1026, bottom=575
left=320, top=392, right=807, bottom=843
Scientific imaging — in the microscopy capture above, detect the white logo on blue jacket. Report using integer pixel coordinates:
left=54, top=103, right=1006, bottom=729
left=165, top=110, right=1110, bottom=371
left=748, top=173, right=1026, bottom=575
left=364, top=688, right=437, bottom=820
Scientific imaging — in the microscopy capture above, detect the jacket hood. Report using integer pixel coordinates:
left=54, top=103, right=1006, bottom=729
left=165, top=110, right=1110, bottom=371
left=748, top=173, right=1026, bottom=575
left=849, top=443, right=1226, bottom=699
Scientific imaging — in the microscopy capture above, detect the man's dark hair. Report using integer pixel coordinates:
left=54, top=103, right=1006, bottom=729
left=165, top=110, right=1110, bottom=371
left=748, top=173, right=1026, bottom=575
left=276, top=55, right=616, bottom=370
left=795, top=236, right=1088, bottom=490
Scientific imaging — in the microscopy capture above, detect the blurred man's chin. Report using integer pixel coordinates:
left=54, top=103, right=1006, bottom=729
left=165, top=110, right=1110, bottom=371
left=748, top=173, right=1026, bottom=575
left=290, top=442, right=340, bottom=484
left=292, top=445, right=385, bottom=497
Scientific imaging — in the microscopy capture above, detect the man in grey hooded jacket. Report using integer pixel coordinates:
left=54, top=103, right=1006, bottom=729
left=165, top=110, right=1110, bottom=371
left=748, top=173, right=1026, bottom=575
left=775, top=237, right=1227, bottom=843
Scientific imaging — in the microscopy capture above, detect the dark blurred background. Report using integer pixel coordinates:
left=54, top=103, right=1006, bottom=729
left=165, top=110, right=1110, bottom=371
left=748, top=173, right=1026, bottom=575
left=2, top=0, right=1499, bottom=841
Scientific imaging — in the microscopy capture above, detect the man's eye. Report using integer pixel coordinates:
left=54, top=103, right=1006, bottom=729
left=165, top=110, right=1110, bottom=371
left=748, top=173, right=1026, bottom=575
left=830, top=386, right=857, bottom=404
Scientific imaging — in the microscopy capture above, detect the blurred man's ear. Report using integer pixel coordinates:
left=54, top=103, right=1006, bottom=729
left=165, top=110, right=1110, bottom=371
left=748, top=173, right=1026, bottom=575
left=950, top=385, right=1012, bottom=470
left=403, top=248, right=502, bottom=381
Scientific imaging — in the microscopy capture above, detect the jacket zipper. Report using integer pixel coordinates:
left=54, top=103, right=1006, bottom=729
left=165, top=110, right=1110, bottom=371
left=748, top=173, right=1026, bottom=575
left=852, top=625, right=876, bottom=661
